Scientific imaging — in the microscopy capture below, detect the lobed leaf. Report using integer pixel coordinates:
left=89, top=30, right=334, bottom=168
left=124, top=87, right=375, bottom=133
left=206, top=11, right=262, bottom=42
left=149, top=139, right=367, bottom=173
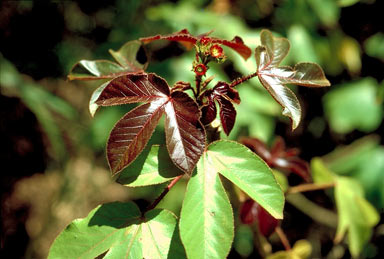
left=180, top=151, right=234, bottom=259
left=255, top=30, right=330, bottom=129
left=207, top=140, right=285, bottom=219
left=48, top=202, right=178, bottom=259
left=94, top=73, right=205, bottom=175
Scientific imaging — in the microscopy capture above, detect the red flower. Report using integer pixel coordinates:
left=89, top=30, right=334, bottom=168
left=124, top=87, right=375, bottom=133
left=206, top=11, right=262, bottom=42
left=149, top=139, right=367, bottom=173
left=194, top=64, right=207, bottom=76
left=199, top=36, right=211, bottom=45
left=210, top=44, right=224, bottom=58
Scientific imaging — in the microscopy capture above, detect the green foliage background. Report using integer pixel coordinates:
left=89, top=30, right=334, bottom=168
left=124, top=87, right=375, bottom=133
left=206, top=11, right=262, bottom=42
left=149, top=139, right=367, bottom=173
left=0, top=0, right=383, bottom=258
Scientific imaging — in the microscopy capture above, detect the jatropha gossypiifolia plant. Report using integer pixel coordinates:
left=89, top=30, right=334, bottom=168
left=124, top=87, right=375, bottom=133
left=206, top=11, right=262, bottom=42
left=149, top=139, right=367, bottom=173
left=49, top=29, right=330, bottom=259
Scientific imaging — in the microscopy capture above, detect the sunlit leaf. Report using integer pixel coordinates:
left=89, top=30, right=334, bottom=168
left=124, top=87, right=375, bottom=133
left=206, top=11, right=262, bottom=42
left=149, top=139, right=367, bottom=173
left=94, top=73, right=205, bottom=175
left=256, top=30, right=330, bottom=130
left=68, top=60, right=129, bottom=81
left=48, top=202, right=178, bottom=259
left=164, top=91, right=206, bottom=174
left=117, top=145, right=183, bottom=187
left=179, top=151, right=234, bottom=259
left=207, top=140, right=284, bottom=219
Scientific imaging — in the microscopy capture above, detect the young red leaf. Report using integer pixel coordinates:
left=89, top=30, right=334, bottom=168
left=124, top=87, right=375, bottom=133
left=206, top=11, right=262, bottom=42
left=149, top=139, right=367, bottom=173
left=107, top=102, right=165, bottom=175
left=240, top=199, right=279, bottom=237
left=201, top=98, right=217, bottom=125
left=218, top=97, right=236, bottom=136
left=164, top=91, right=206, bottom=174
left=94, top=73, right=205, bottom=175
left=95, top=73, right=170, bottom=107
left=240, top=136, right=311, bottom=182
left=140, top=29, right=252, bottom=60
left=256, top=30, right=330, bottom=130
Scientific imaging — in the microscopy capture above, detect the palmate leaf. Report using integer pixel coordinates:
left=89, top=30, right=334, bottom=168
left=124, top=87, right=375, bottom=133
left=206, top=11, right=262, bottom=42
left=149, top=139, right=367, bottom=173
left=68, top=40, right=146, bottom=81
left=256, top=30, right=330, bottom=129
left=180, top=140, right=284, bottom=259
left=140, top=29, right=252, bottom=60
left=48, top=202, right=180, bottom=259
left=95, top=73, right=205, bottom=175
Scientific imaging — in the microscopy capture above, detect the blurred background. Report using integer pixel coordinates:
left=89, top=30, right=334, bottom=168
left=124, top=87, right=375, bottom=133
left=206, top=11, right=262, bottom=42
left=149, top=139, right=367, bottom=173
left=0, top=0, right=383, bottom=258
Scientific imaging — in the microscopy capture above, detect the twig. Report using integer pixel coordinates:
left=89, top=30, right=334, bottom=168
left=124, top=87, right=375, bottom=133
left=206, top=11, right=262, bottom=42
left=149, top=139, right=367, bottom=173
left=229, top=71, right=258, bottom=88
left=144, top=175, right=183, bottom=213
left=275, top=226, right=291, bottom=251
left=286, top=182, right=335, bottom=194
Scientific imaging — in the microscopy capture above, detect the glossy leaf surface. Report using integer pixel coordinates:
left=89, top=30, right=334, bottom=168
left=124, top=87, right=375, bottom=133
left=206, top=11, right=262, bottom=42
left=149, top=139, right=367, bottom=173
left=180, top=151, right=234, bottom=259
left=256, top=30, right=330, bottom=129
left=116, top=145, right=183, bottom=187
left=140, top=29, right=252, bottom=60
left=164, top=91, right=205, bottom=174
left=94, top=73, right=205, bottom=175
left=48, top=202, right=178, bottom=259
left=207, top=140, right=284, bottom=219
left=201, top=82, right=240, bottom=135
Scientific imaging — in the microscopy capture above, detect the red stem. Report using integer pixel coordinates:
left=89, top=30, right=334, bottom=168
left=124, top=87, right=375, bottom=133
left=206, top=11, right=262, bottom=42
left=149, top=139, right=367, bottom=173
left=144, top=175, right=183, bottom=213
left=230, top=71, right=258, bottom=88
left=275, top=226, right=291, bottom=251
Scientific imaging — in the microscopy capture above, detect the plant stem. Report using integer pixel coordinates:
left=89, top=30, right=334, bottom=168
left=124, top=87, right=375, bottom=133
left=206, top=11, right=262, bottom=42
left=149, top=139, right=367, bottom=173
left=286, top=182, right=335, bottom=194
left=229, top=71, right=258, bottom=88
left=275, top=226, right=291, bottom=251
left=144, top=175, right=183, bottom=213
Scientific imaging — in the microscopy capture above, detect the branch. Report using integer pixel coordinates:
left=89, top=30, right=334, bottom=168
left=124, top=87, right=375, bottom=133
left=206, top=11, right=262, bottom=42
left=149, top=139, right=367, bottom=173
left=144, top=175, right=183, bottom=213
left=229, top=71, right=258, bottom=88
left=286, top=182, right=335, bottom=194
left=275, top=226, right=291, bottom=251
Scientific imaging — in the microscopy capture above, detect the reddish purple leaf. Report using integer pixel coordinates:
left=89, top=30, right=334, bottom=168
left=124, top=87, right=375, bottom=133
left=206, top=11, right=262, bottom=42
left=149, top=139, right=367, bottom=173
left=255, top=30, right=330, bottom=129
left=201, top=82, right=240, bottom=135
left=240, top=136, right=311, bottom=182
left=240, top=199, right=279, bottom=237
left=94, top=73, right=206, bottom=175
left=201, top=98, right=217, bottom=125
left=96, top=73, right=170, bottom=106
left=140, top=29, right=252, bottom=60
left=107, top=102, right=165, bottom=174
left=218, top=97, right=236, bottom=136
left=164, top=91, right=206, bottom=174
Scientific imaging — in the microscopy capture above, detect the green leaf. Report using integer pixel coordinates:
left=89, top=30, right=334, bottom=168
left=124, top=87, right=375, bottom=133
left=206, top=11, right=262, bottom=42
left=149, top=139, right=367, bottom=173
left=323, top=78, right=383, bottom=134
left=364, top=32, right=384, bottom=61
left=117, top=145, right=183, bottom=187
left=68, top=60, right=128, bottom=80
left=311, top=157, right=335, bottom=184
left=49, top=202, right=178, bottom=259
left=109, top=40, right=147, bottom=70
left=179, top=151, right=234, bottom=259
left=207, top=140, right=284, bottom=219
left=335, top=177, right=379, bottom=257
